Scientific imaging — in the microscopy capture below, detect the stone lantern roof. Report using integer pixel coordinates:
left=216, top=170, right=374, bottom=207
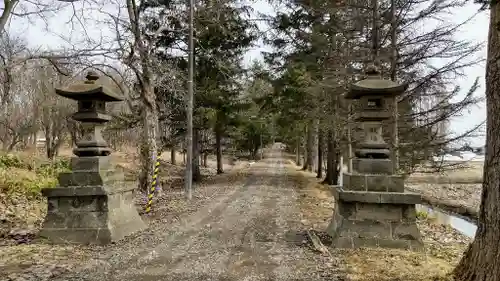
left=55, top=71, right=124, bottom=102
left=345, top=64, right=408, bottom=99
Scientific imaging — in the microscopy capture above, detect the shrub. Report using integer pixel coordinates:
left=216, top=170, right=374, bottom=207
left=0, top=156, right=70, bottom=198
left=37, top=158, right=70, bottom=177
left=416, top=211, right=429, bottom=220
left=0, top=168, right=58, bottom=198
left=0, top=154, right=28, bottom=169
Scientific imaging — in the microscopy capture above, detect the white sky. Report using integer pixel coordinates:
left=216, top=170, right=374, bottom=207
left=4, top=0, right=489, bottom=147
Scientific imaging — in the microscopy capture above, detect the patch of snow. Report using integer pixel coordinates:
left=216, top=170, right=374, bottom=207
left=433, top=152, right=485, bottom=163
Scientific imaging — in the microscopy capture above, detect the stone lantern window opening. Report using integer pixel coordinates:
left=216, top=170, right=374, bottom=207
left=77, top=100, right=107, bottom=113
left=361, top=96, right=386, bottom=111
left=367, top=98, right=382, bottom=109
left=79, top=101, right=92, bottom=111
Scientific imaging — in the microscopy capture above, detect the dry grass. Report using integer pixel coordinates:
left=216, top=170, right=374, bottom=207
left=342, top=218, right=469, bottom=281
left=342, top=247, right=455, bottom=281
left=406, top=183, right=480, bottom=220
left=407, top=162, right=482, bottom=220
left=1, top=155, right=251, bottom=280
left=0, top=243, right=93, bottom=280
left=407, top=162, right=483, bottom=184
left=296, top=176, right=333, bottom=230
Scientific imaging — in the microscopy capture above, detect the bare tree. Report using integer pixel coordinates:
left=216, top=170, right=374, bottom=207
left=0, top=34, right=38, bottom=150
left=453, top=2, right=500, bottom=280
left=0, top=0, right=68, bottom=33
left=16, top=0, right=166, bottom=191
left=29, top=63, right=73, bottom=159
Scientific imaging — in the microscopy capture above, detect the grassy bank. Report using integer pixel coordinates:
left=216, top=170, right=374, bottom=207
left=0, top=148, right=245, bottom=242
left=405, top=163, right=481, bottom=221
left=0, top=153, right=70, bottom=241
left=406, top=183, right=480, bottom=222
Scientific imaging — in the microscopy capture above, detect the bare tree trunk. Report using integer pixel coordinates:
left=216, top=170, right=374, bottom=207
left=215, top=126, right=223, bottom=174
left=307, top=123, right=314, bottom=172
left=0, top=0, right=17, bottom=34
left=295, top=138, right=301, bottom=166
left=316, top=128, right=323, bottom=178
left=138, top=102, right=159, bottom=192
left=453, top=3, right=500, bottom=280
left=326, top=86, right=340, bottom=185
left=311, top=120, right=318, bottom=173
left=6, top=141, right=16, bottom=151
left=2, top=137, right=9, bottom=150
left=69, top=127, right=78, bottom=147
left=370, top=0, right=379, bottom=64
left=301, top=135, right=308, bottom=169
left=21, top=135, right=29, bottom=149
left=171, top=147, right=176, bottom=165
left=203, top=153, right=208, bottom=168
left=390, top=0, right=399, bottom=173
left=192, top=128, right=201, bottom=182
left=47, top=144, right=54, bottom=159
left=47, top=136, right=63, bottom=160
left=302, top=123, right=314, bottom=171
left=252, top=145, right=258, bottom=160
left=323, top=128, right=337, bottom=185
left=7, top=133, right=19, bottom=151
left=45, top=123, right=55, bottom=159
left=333, top=148, right=340, bottom=185
left=46, top=138, right=55, bottom=159
left=126, top=0, right=159, bottom=193
left=185, top=0, right=195, bottom=199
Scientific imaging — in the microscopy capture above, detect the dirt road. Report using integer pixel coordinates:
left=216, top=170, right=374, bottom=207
left=55, top=146, right=341, bottom=281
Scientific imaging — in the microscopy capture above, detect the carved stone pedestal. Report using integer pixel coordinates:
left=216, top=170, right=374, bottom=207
left=327, top=181, right=423, bottom=250
left=40, top=156, right=146, bottom=244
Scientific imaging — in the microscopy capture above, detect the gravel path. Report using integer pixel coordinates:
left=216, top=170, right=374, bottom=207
left=54, top=145, right=340, bottom=281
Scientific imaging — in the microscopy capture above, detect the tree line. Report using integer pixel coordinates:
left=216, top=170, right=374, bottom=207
left=1, top=0, right=498, bottom=279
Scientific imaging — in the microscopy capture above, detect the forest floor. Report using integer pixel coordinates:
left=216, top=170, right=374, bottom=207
left=1, top=145, right=471, bottom=280
left=1, top=146, right=345, bottom=281
left=0, top=146, right=249, bottom=280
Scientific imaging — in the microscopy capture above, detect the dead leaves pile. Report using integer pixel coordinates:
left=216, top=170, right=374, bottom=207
left=0, top=244, right=92, bottom=281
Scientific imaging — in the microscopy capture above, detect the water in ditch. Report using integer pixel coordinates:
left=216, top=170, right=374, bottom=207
left=416, top=204, right=477, bottom=238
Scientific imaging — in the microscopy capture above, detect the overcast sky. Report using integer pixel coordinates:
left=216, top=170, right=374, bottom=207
left=6, top=0, right=489, bottom=147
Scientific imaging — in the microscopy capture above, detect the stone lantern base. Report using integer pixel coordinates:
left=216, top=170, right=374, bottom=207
left=39, top=156, right=146, bottom=244
left=327, top=168, right=423, bottom=250
left=327, top=187, right=423, bottom=250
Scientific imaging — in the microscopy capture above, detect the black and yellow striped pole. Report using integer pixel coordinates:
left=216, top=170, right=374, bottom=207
left=145, top=152, right=161, bottom=214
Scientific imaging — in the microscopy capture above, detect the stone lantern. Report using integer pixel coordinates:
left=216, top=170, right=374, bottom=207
left=350, top=65, right=402, bottom=173
left=40, top=71, right=146, bottom=244
left=326, top=65, right=423, bottom=250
